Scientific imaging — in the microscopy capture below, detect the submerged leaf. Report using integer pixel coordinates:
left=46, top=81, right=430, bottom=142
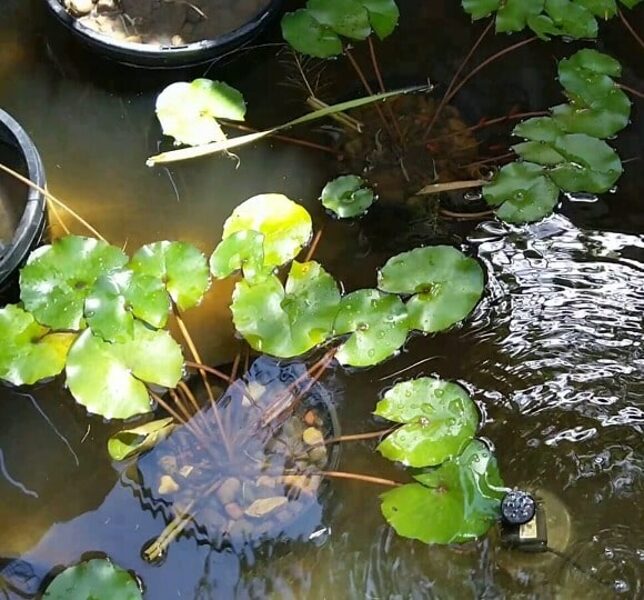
left=156, top=79, right=246, bottom=146
left=307, top=0, right=372, bottom=40
left=210, top=230, right=267, bottom=281
left=231, top=261, right=341, bottom=357
left=42, top=558, right=142, bottom=600
left=378, top=246, right=484, bottom=333
left=281, top=9, right=343, bottom=58
left=20, top=236, right=128, bottom=331
left=66, top=323, right=183, bottom=420
left=0, top=305, right=76, bottom=386
left=380, top=440, right=505, bottom=544
left=334, top=289, right=409, bottom=367
left=129, top=241, right=210, bottom=311
left=222, top=194, right=313, bottom=269
left=108, top=417, right=176, bottom=461
left=320, top=175, right=375, bottom=218
left=375, top=377, right=479, bottom=467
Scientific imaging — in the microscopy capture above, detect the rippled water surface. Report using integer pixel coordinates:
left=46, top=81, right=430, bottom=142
left=0, top=1, right=643, bottom=598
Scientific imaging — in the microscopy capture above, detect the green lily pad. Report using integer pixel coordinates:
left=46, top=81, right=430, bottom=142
left=380, top=440, right=505, bottom=544
left=108, top=417, right=176, bottom=461
left=20, top=235, right=128, bottom=331
left=559, top=49, right=621, bottom=108
left=209, top=230, right=266, bottom=282
left=462, top=0, right=502, bottom=19
left=0, top=305, right=76, bottom=386
left=43, top=558, right=142, bottom=600
left=129, top=241, right=210, bottom=312
left=307, top=0, right=372, bottom=40
left=576, top=0, right=618, bottom=18
left=231, top=261, right=341, bottom=357
left=222, top=194, right=313, bottom=269
left=281, top=9, right=343, bottom=58
left=496, top=0, right=544, bottom=33
left=378, top=246, right=484, bottom=333
left=66, top=322, right=184, bottom=420
left=334, top=289, right=409, bottom=367
left=85, top=269, right=170, bottom=343
left=543, top=0, right=598, bottom=39
left=512, top=141, right=566, bottom=166
left=359, top=0, right=400, bottom=39
left=156, top=79, right=246, bottom=146
left=375, top=377, right=479, bottom=467
left=321, top=175, right=375, bottom=218
left=513, top=117, right=563, bottom=142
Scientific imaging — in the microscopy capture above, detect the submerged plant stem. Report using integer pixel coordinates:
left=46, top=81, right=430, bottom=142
left=150, top=390, right=207, bottom=445
left=176, top=383, right=216, bottom=437
left=417, top=179, right=485, bottom=195
left=304, top=227, right=324, bottom=262
left=618, top=9, right=644, bottom=50
left=318, top=470, right=403, bottom=487
left=184, top=360, right=232, bottom=383
left=0, top=162, right=107, bottom=242
left=318, top=427, right=398, bottom=446
left=619, top=84, right=644, bottom=101
left=47, top=200, right=71, bottom=236
left=440, top=208, right=494, bottom=220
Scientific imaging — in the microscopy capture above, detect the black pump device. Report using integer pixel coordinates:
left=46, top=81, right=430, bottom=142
left=500, top=490, right=548, bottom=552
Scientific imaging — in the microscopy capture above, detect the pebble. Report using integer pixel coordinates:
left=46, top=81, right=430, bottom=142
left=309, top=446, right=328, bottom=466
left=303, top=427, right=324, bottom=446
left=304, top=409, right=320, bottom=426
left=282, top=475, right=321, bottom=496
left=216, top=477, right=241, bottom=504
left=224, top=502, right=244, bottom=520
left=159, top=454, right=178, bottom=475
left=158, top=475, right=180, bottom=495
left=245, top=496, right=288, bottom=518
left=65, top=0, right=95, bottom=16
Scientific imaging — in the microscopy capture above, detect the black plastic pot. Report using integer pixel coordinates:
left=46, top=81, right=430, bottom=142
left=42, top=0, right=285, bottom=69
left=0, top=110, right=46, bottom=302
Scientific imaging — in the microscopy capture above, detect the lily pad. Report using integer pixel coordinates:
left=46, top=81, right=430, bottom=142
left=42, top=558, right=142, bottom=600
left=85, top=269, right=170, bottom=342
left=108, top=417, right=176, bottom=461
left=20, top=235, right=128, bottom=331
left=222, top=194, right=313, bottom=269
left=375, top=377, right=479, bottom=467
left=334, top=289, right=409, bottom=367
left=378, top=246, right=484, bottom=333
left=321, top=175, right=375, bottom=218
left=359, top=0, right=400, bottom=39
left=281, top=9, right=343, bottom=58
left=156, top=79, right=246, bottom=146
left=0, top=305, right=76, bottom=386
left=307, top=0, right=372, bottom=40
left=209, top=230, right=267, bottom=282
left=380, top=440, right=505, bottom=544
left=129, top=241, right=210, bottom=312
left=496, top=0, right=544, bottom=33
left=66, top=322, right=184, bottom=420
left=462, top=0, right=502, bottom=19
left=543, top=0, right=598, bottom=39
left=231, top=261, right=341, bottom=357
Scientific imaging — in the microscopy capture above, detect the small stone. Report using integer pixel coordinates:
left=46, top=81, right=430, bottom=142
left=303, top=427, right=324, bottom=446
left=225, top=502, right=244, bottom=520
left=245, top=496, right=288, bottom=518
left=216, top=477, right=241, bottom=505
left=256, top=475, right=277, bottom=488
left=178, top=465, right=194, bottom=479
left=96, top=0, right=117, bottom=13
left=282, top=475, right=321, bottom=496
left=65, top=0, right=94, bottom=16
left=158, top=475, right=180, bottom=495
left=304, top=410, right=319, bottom=426
left=171, top=35, right=185, bottom=46
left=159, top=455, right=178, bottom=475
left=309, top=446, right=328, bottom=466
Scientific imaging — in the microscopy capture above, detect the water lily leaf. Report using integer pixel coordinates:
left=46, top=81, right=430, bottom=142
left=549, top=133, right=622, bottom=193
left=543, top=0, right=598, bottom=38
left=380, top=440, right=505, bottom=544
left=281, top=9, right=343, bottom=58
left=156, top=79, right=246, bottom=146
left=210, top=230, right=267, bottom=282
left=66, top=323, right=183, bottom=420
left=307, top=0, right=372, bottom=40
left=496, top=0, right=544, bottom=33
left=0, top=305, right=76, bottom=386
left=321, top=175, right=375, bottom=218
left=129, top=241, right=210, bottom=312
left=512, top=141, right=565, bottom=166
left=85, top=269, right=170, bottom=343
left=375, top=378, right=479, bottom=467
left=108, top=417, right=176, bottom=461
left=576, top=0, right=618, bottom=18
left=619, top=0, right=642, bottom=7
left=359, top=0, right=400, bottom=39
left=559, top=49, right=621, bottom=108
left=378, top=246, right=484, bottom=333
left=231, top=261, right=341, bottom=357
left=20, top=236, right=128, bottom=331
left=513, top=117, right=563, bottom=142
left=334, top=289, right=409, bottom=367
left=222, top=194, right=313, bottom=269
left=462, top=0, right=502, bottom=20
left=527, top=13, right=564, bottom=38
left=42, top=558, right=142, bottom=600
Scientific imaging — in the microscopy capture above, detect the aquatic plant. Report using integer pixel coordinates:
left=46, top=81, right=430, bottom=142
left=320, top=175, right=376, bottom=218
left=462, top=0, right=642, bottom=39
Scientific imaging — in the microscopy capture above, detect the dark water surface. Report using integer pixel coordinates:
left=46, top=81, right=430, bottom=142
left=0, top=1, right=643, bottom=598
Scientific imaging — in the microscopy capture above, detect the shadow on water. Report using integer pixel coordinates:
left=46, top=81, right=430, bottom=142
left=0, top=0, right=642, bottom=597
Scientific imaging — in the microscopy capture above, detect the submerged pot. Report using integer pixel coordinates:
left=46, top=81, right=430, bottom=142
left=0, top=110, right=46, bottom=302
left=42, top=0, right=284, bottom=69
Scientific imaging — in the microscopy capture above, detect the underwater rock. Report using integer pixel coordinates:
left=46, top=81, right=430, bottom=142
left=303, top=427, right=324, bottom=446
left=65, top=0, right=94, bottom=16
left=245, top=496, right=288, bottom=518
left=225, top=502, right=244, bottom=520
left=217, top=477, right=241, bottom=504
left=158, top=475, right=180, bottom=495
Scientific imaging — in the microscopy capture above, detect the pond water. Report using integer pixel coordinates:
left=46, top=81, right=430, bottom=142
left=1, top=0, right=643, bottom=598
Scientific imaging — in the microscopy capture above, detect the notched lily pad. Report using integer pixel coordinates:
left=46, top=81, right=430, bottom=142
left=307, top=0, right=372, bottom=40
left=0, top=305, right=76, bottom=386
left=380, top=440, right=505, bottom=544
left=209, top=230, right=267, bottom=282
left=378, top=246, right=484, bottom=333
left=375, top=377, right=479, bottom=467
left=129, top=241, right=210, bottom=312
left=222, top=194, right=313, bottom=269
left=359, top=0, right=400, bottom=39
left=281, top=9, right=343, bottom=58
left=66, top=322, right=184, bottom=420
left=108, top=417, right=176, bottom=461
left=42, top=558, right=142, bottom=600
left=334, top=289, right=409, bottom=367
left=20, top=235, right=128, bottom=331
left=156, top=79, right=246, bottom=146
left=321, top=175, right=375, bottom=218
